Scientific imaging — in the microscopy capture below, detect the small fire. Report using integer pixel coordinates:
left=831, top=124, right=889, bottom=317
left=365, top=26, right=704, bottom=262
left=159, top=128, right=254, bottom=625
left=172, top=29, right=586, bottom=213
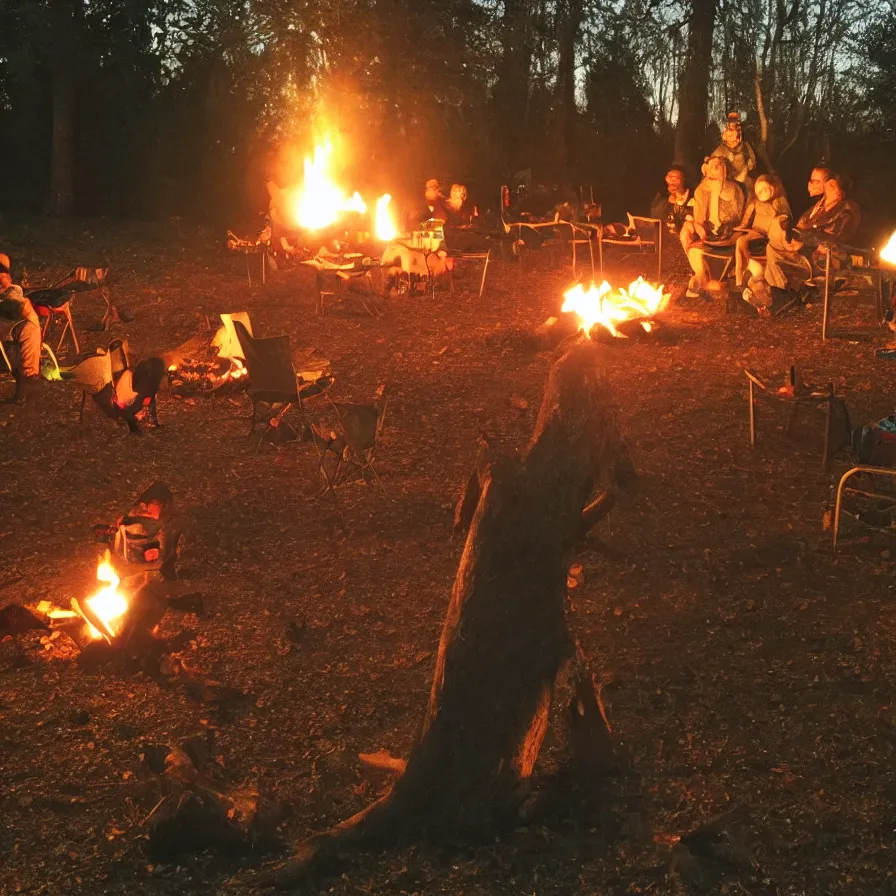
left=84, top=552, right=128, bottom=641
left=375, top=194, right=398, bottom=242
left=562, top=278, right=669, bottom=337
left=881, top=230, right=896, bottom=266
left=230, top=358, right=247, bottom=380
left=295, top=141, right=367, bottom=230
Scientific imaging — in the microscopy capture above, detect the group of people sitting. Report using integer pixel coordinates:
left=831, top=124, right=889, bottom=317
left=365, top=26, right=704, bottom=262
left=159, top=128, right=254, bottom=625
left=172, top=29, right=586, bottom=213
left=650, top=113, right=862, bottom=316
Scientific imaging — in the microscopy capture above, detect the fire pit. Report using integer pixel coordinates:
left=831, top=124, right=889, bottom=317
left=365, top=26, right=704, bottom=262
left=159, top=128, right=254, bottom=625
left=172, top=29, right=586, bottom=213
left=562, top=277, right=670, bottom=340
left=167, top=356, right=248, bottom=396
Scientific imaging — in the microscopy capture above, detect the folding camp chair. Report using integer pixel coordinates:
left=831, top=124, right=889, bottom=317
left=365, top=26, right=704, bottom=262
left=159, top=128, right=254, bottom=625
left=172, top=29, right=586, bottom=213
left=0, top=321, right=60, bottom=382
left=233, top=320, right=331, bottom=450
left=562, top=221, right=596, bottom=280
left=745, top=366, right=850, bottom=473
left=66, top=352, right=114, bottom=423
left=26, top=289, right=79, bottom=358
left=598, top=214, right=663, bottom=281
left=831, top=466, right=896, bottom=547
left=310, top=389, right=387, bottom=495
left=446, top=248, right=491, bottom=300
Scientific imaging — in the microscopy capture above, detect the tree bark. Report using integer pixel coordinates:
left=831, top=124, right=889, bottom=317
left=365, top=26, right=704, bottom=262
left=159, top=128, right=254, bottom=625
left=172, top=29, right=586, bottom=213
left=250, top=339, right=631, bottom=889
left=493, top=0, right=535, bottom=174
left=47, top=0, right=76, bottom=216
left=556, top=0, right=586, bottom=175
left=673, top=0, right=718, bottom=171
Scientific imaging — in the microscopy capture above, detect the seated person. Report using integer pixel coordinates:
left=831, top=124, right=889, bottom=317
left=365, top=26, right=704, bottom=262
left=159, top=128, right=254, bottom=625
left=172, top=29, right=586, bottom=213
left=746, top=171, right=861, bottom=315
left=0, top=254, right=42, bottom=404
left=681, top=157, right=746, bottom=298
left=650, top=165, right=694, bottom=233
left=445, top=184, right=472, bottom=226
left=711, top=114, right=756, bottom=188
left=734, top=174, right=792, bottom=286
left=443, top=184, right=490, bottom=253
left=422, top=178, right=448, bottom=223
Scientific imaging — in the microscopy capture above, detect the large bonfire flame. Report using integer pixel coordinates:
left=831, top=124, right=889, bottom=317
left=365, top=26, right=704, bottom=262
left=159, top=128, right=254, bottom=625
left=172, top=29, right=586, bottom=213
left=292, top=139, right=397, bottom=240
left=881, top=230, right=896, bottom=266
left=562, top=278, right=669, bottom=337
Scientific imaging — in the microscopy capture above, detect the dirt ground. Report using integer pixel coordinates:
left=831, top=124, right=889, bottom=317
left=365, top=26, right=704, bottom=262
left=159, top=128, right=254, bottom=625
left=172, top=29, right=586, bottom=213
left=2, top=218, right=896, bottom=895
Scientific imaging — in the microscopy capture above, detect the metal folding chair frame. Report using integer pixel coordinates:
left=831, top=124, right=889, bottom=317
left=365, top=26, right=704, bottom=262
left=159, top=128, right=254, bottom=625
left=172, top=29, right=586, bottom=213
left=832, top=465, right=896, bottom=547
left=597, top=214, right=663, bottom=282
left=745, top=368, right=843, bottom=473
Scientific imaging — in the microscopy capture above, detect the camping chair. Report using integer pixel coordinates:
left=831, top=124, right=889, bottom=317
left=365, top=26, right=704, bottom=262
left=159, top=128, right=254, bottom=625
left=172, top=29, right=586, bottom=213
left=598, top=214, right=663, bottom=281
left=0, top=321, right=61, bottom=382
left=446, top=248, right=491, bottom=300
left=561, top=220, right=596, bottom=280
left=310, top=390, right=387, bottom=495
left=26, top=288, right=79, bottom=358
left=831, top=466, right=896, bottom=548
left=65, top=351, right=114, bottom=423
left=233, top=319, right=302, bottom=448
left=232, top=320, right=331, bottom=450
left=745, top=366, right=850, bottom=473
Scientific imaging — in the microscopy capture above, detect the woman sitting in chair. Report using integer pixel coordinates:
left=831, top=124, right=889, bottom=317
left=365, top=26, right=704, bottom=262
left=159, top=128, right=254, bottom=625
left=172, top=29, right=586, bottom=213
left=681, top=156, right=745, bottom=298
left=0, top=253, right=42, bottom=404
left=734, top=174, right=792, bottom=287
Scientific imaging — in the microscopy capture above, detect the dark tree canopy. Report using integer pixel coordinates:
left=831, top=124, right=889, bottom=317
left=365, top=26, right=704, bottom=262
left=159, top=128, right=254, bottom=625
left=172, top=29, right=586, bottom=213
left=0, top=0, right=891, bottom=227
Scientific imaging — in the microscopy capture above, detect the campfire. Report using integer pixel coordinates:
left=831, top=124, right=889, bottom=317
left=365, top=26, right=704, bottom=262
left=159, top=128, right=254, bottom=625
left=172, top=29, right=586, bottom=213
left=562, top=278, right=670, bottom=339
left=284, top=137, right=399, bottom=246
left=74, top=552, right=129, bottom=642
left=167, top=356, right=247, bottom=396
left=40, top=551, right=130, bottom=645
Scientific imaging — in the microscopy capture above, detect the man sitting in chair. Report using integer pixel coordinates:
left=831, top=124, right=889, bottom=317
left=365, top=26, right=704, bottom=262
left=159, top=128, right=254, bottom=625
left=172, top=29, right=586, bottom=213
left=0, top=253, right=42, bottom=404
left=745, top=170, right=861, bottom=316
left=650, top=165, right=694, bottom=234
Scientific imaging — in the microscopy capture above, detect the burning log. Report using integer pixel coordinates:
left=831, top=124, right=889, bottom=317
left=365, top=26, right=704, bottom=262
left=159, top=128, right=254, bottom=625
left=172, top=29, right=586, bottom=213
left=242, top=341, right=635, bottom=888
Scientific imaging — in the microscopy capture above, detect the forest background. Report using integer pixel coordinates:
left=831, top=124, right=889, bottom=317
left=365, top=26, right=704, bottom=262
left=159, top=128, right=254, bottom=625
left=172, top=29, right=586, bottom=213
left=2, top=0, right=895, bottom=235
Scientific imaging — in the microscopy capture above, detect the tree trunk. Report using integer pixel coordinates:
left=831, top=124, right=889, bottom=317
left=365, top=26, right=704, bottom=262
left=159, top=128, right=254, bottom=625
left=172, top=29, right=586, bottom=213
left=556, top=0, right=586, bottom=175
left=673, top=0, right=717, bottom=172
left=251, top=340, right=631, bottom=889
left=47, top=0, right=76, bottom=216
left=493, top=0, right=535, bottom=174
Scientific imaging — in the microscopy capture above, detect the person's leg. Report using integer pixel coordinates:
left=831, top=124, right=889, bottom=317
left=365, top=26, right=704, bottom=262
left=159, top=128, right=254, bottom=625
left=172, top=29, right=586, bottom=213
left=17, top=321, right=41, bottom=378
left=686, top=246, right=710, bottom=294
left=764, top=243, right=797, bottom=290
left=734, top=235, right=750, bottom=286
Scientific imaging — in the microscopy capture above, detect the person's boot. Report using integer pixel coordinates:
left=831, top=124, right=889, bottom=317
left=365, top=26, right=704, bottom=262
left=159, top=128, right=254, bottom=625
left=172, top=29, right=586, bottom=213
left=7, top=373, right=41, bottom=405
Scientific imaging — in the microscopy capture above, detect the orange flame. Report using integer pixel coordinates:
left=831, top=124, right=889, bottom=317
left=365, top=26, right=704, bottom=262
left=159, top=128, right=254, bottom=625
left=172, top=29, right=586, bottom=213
left=84, top=552, right=128, bottom=640
left=294, top=141, right=368, bottom=230
left=562, top=278, right=669, bottom=337
left=375, top=194, right=397, bottom=241
left=881, top=230, right=896, bottom=266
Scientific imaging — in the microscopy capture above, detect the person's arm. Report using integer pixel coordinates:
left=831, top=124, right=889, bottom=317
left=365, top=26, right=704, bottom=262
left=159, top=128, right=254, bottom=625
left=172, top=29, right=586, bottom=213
left=826, top=201, right=862, bottom=240
left=740, top=198, right=756, bottom=229
left=746, top=143, right=756, bottom=171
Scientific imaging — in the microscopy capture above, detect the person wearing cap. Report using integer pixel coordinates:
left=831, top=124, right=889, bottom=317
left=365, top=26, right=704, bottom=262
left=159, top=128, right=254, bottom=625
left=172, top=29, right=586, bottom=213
left=711, top=121, right=756, bottom=188
left=0, top=253, right=43, bottom=401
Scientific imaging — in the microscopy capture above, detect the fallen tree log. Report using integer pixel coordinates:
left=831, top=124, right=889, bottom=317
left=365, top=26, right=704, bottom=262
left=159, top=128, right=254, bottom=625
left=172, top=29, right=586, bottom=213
left=248, top=339, right=635, bottom=888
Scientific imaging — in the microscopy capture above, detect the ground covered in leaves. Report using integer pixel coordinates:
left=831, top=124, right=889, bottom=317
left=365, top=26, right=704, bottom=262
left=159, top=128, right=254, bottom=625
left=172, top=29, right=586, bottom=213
left=2, top=217, right=896, bottom=895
